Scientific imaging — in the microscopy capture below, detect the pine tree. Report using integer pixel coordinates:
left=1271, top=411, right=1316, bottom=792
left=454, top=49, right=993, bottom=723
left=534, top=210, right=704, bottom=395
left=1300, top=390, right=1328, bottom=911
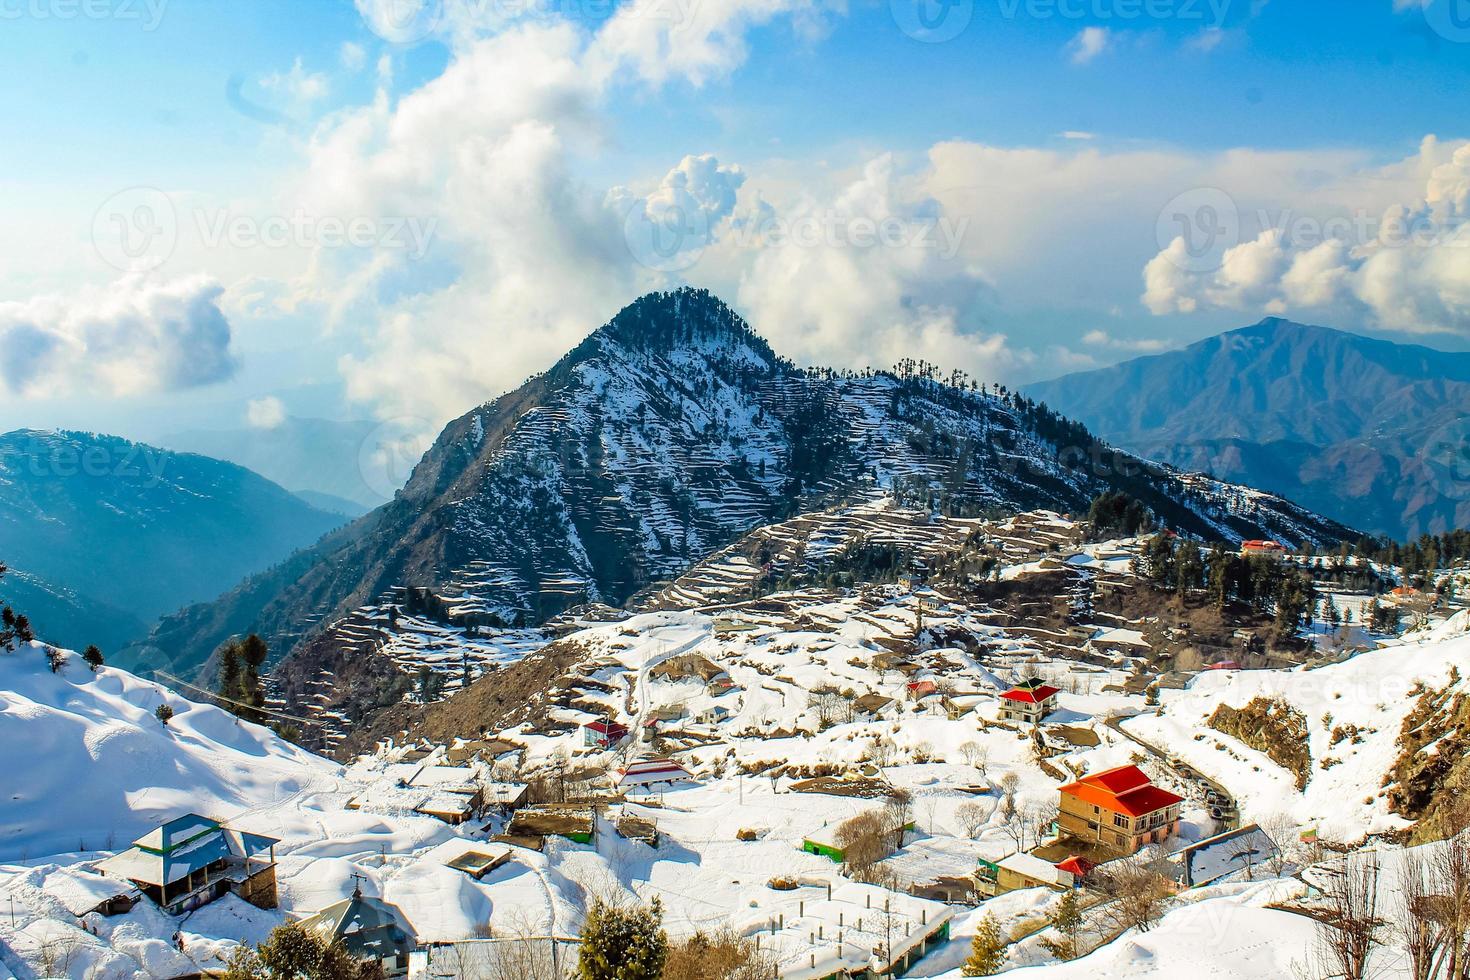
left=155, top=704, right=174, bottom=727
left=962, top=914, right=1006, bottom=976
left=82, top=645, right=105, bottom=671
left=0, top=563, right=34, bottom=653
left=1040, top=890, right=1085, bottom=960
left=577, top=898, right=668, bottom=980
left=218, top=641, right=244, bottom=706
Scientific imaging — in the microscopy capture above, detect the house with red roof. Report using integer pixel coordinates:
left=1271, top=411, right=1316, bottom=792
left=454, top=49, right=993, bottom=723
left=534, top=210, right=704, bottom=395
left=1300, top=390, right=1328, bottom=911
left=582, top=718, right=630, bottom=749
left=1057, top=765, right=1184, bottom=854
left=998, top=678, right=1060, bottom=725
left=1240, top=539, right=1287, bottom=558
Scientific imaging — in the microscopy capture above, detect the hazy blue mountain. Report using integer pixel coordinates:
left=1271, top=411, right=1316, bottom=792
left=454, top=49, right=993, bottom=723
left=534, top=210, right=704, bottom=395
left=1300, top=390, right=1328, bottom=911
left=0, top=430, right=345, bottom=659
left=1026, top=318, right=1470, bottom=540
left=162, top=417, right=386, bottom=511
left=0, top=565, right=149, bottom=655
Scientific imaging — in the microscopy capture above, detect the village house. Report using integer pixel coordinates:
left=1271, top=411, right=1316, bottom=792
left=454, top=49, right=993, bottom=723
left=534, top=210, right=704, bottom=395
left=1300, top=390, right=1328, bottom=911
left=1176, top=824, right=1281, bottom=888
left=1057, top=765, right=1184, bottom=854
left=299, top=882, right=418, bottom=978
left=695, top=703, right=733, bottom=725
left=582, top=717, right=630, bottom=749
left=997, top=678, right=1060, bottom=724
left=30, top=866, right=139, bottom=918
left=992, top=852, right=1074, bottom=894
left=737, top=881, right=952, bottom=979
left=1241, top=539, right=1287, bottom=558
left=851, top=692, right=895, bottom=722
left=616, top=757, right=693, bottom=790
left=95, top=814, right=279, bottom=916
left=507, top=806, right=596, bottom=845
left=346, top=763, right=486, bottom=825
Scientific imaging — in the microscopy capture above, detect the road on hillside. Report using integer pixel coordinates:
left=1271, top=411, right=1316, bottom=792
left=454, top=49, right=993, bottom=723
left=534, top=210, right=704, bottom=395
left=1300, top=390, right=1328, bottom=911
left=1102, top=715, right=1241, bottom=833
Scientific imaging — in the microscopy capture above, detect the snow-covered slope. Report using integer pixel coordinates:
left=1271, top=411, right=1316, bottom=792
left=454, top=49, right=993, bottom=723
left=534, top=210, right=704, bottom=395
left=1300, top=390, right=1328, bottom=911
left=1129, top=630, right=1470, bottom=842
left=0, top=641, right=336, bottom=862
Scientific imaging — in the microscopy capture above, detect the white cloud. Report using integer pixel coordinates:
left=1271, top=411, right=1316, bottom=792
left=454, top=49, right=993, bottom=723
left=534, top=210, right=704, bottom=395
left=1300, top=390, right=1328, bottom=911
left=0, top=275, right=235, bottom=398
left=589, top=0, right=841, bottom=87
left=260, top=58, right=330, bottom=107
left=1068, top=27, right=1111, bottom=65
left=1082, top=329, right=1171, bottom=353
left=1059, top=131, right=1096, bottom=141
left=1187, top=27, right=1229, bottom=52
left=1142, top=138, right=1470, bottom=333
left=732, top=154, right=1022, bottom=381
left=246, top=396, right=287, bottom=429
left=340, top=41, right=367, bottom=71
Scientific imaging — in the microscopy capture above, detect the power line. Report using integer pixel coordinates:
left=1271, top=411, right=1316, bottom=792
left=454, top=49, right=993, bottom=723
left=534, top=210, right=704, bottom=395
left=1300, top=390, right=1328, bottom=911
left=152, top=670, right=324, bottom=727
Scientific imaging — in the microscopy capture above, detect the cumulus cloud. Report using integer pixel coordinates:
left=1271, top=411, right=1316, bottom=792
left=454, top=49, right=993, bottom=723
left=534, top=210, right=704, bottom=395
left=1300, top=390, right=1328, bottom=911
left=731, top=154, right=1022, bottom=380
left=1068, top=27, right=1111, bottom=65
left=246, top=396, right=287, bottom=429
left=1142, top=138, right=1470, bottom=332
left=589, top=0, right=841, bottom=87
left=0, top=275, right=235, bottom=398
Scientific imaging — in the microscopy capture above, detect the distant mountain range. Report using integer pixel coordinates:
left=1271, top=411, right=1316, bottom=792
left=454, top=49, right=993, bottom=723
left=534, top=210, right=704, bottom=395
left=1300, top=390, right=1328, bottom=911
left=0, top=430, right=345, bottom=656
left=162, top=417, right=384, bottom=514
left=1027, top=318, right=1470, bottom=541
left=126, top=289, right=1353, bottom=698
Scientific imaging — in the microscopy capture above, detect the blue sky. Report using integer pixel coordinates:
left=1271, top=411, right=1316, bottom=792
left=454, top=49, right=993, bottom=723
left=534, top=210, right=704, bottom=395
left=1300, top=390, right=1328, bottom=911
left=1, top=0, right=1469, bottom=439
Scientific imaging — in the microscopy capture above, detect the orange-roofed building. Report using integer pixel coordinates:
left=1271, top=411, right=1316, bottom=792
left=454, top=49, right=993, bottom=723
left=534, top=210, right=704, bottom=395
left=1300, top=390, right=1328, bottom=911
left=1057, top=765, right=1184, bottom=854
left=1240, top=539, right=1287, bottom=558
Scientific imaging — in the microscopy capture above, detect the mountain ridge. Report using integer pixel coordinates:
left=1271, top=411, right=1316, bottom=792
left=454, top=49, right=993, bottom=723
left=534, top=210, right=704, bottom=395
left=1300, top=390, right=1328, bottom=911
left=0, top=429, right=346, bottom=655
left=1026, top=318, right=1470, bottom=539
left=121, top=290, right=1357, bottom=712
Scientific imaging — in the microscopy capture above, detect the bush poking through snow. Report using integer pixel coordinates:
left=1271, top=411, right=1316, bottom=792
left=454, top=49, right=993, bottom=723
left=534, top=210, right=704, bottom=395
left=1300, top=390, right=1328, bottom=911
left=664, top=928, right=777, bottom=980
left=220, top=920, right=383, bottom=979
left=577, top=897, right=667, bottom=980
left=155, top=703, right=174, bottom=727
left=961, top=913, right=1006, bottom=976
